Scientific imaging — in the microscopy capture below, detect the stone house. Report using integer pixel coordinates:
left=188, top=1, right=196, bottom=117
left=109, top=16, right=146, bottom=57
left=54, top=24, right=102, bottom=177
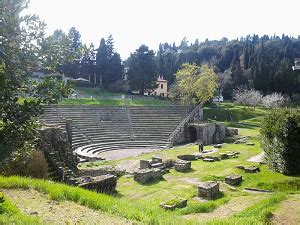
left=144, top=76, right=168, bottom=98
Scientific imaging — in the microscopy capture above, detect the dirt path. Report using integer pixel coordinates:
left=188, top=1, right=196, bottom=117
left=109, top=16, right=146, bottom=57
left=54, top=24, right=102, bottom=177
left=1, top=188, right=133, bottom=225
left=271, top=194, right=300, bottom=225
left=97, top=148, right=161, bottom=161
left=184, top=194, right=266, bottom=221
left=247, top=152, right=265, bottom=163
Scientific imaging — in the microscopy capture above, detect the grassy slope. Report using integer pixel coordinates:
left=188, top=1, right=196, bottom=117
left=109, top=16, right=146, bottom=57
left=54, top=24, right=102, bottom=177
left=1, top=102, right=299, bottom=224
left=61, top=87, right=172, bottom=106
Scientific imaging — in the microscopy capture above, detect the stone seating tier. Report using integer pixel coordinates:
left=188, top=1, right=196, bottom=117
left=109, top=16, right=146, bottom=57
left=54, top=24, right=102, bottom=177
left=43, top=105, right=188, bottom=160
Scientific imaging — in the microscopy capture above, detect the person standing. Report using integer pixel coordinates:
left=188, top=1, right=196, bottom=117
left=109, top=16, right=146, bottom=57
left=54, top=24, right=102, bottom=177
left=198, top=141, right=204, bottom=152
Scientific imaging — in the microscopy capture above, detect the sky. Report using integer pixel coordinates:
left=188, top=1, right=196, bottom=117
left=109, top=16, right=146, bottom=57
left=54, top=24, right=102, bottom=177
left=26, top=0, right=300, bottom=60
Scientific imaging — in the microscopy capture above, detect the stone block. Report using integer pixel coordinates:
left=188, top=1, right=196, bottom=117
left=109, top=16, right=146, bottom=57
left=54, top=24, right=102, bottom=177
left=78, top=175, right=117, bottom=193
left=134, top=168, right=163, bottom=184
left=162, top=159, right=174, bottom=168
left=203, top=158, right=215, bottom=162
left=219, top=153, right=229, bottom=159
left=151, top=162, right=165, bottom=170
left=214, top=144, right=223, bottom=148
left=140, top=160, right=151, bottom=169
left=177, top=154, right=196, bottom=161
left=244, top=166, right=260, bottom=173
left=174, top=160, right=191, bottom=171
left=246, top=142, right=255, bottom=146
left=226, top=128, right=239, bottom=136
left=225, top=174, right=242, bottom=185
left=198, top=181, right=220, bottom=198
left=152, top=156, right=163, bottom=163
left=160, top=196, right=187, bottom=210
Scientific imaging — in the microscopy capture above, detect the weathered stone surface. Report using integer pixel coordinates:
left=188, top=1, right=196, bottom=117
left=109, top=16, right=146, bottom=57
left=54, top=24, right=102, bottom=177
left=205, top=156, right=221, bottom=161
left=140, top=160, right=151, bottom=169
left=151, top=162, right=165, bottom=169
left=203, top=158, right=215, bottom=162
left=152, top=156, right=163, bottom=164
left=177, top=154, right=196, bottom=161
left=162, top=159, right=174, bottom=168
left=77, top=174, right=117, bottom=193
left=192, top=152, right=204, bottom=159
left=219, top=153, right=229, bottom=159
left=79, top=165, right=125, bottom=177
left=246, top=142, right=255, bottom=146
left=198, top=181, right=220, bottom=199
left=160, top=196, right=187, bottom=210
left=174, top=160, right=191, bottom=171
left=245, top=166, right=260, bottom=173
left=226, top=128, right=239, bottom=136
left=134, top=168, right=163, bottom=184
left=225, top=174, right=242, bottom=185
left=214, top=144, right=223, bottom=148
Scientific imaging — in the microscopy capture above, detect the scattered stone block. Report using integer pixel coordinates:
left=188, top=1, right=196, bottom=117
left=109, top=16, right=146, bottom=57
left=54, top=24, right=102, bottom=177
left=163, top=159, right=174, bottom=168
left=219, top=153, right=229, bottom=159
left=152, top=156, right=163, bottom=164
left=226, top=128, right=239, bottom=136
left=177, top=154, right=196, bottom=161
left=134, top=168, right=163, bottom=184
left=151, top=162, right=165, bottom=170
left=246, top=142, right=255, bottom=146
left=203, top=158, right=215, bottom=162
left=236, top=165, right=245, bottom=170
left=140, top=160, right=151, bottom=169
left=174, top=160, right=191, bottom=171
left=244, top=166, right=260, bottom=173
left=214, top=144, right=223, bottom=148
left=160, top=196, right=187, bottom=210
left=225, top=174, right=243, bottom=185
left=78, top=174, right=117, bottom=193
left=202, top=149, right=212, bottom=153
left=205, top=156, right=221, bottom=161
left=192, top=152, right=204, bottom=159
left=198, top=181, right=220, bottom=199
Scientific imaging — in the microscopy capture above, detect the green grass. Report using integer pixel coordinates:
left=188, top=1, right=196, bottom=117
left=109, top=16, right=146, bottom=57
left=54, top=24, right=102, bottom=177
left=0, top=193, right=41, bottom=224
left=61, top=97, right=172, bottom=106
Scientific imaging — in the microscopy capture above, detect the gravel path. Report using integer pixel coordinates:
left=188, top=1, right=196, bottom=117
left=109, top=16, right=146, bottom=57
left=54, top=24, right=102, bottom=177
left=96, top=148, right=161, bottom=160
left=247, top=152, right=265, bottom=163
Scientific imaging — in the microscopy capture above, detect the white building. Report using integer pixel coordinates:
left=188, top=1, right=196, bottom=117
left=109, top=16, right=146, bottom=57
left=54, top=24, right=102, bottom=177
left=293, top=58, right=300, bottom=70
left=144, top=76, right=168, bottom=97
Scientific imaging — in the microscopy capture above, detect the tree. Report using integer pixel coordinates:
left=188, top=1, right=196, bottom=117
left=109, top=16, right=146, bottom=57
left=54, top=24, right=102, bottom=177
left=169, top=64, right=217, bottom=105
left=95, top=35, right=123, bottom=86
left=1, top=0, right=45, bottom=151
left=233, top=88, right=263, bottom=108
left=262, top=93, right=288, bottom=108
left=127, top=45, right=157, bottom=94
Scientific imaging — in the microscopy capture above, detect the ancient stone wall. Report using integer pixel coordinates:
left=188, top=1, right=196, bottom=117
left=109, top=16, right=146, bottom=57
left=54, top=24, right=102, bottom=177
left=38, top=126, right=78, bottom=185
left=173, top=122, right=227, bottom=145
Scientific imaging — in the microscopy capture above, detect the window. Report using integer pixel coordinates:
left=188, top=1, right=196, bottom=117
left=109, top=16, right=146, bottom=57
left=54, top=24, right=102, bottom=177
left=161, top=84, right=163, bottom=89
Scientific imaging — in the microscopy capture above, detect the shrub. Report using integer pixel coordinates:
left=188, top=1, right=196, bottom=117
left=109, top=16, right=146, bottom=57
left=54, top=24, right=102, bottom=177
left=260, top=108, right=300, bottom=174
left=3, top=149, right=48, bottom=179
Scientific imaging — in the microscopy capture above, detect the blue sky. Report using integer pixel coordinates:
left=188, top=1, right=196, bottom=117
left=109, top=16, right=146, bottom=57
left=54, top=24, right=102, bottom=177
left=27, top=0, right=300, bottom=59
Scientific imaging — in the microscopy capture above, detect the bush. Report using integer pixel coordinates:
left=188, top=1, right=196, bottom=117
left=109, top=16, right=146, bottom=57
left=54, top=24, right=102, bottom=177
left=3, top=149, right=48, bottom=179
left=260, top=108, right=300, bottom=174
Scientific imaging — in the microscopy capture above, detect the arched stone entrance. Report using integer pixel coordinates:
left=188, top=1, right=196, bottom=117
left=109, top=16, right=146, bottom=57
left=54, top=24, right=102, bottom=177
left=188, top=126, right=198, bottom=143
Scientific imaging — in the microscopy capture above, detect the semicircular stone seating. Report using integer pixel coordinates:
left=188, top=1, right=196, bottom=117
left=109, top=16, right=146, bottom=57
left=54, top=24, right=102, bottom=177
left=42, top=105, right=189, bottom=160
